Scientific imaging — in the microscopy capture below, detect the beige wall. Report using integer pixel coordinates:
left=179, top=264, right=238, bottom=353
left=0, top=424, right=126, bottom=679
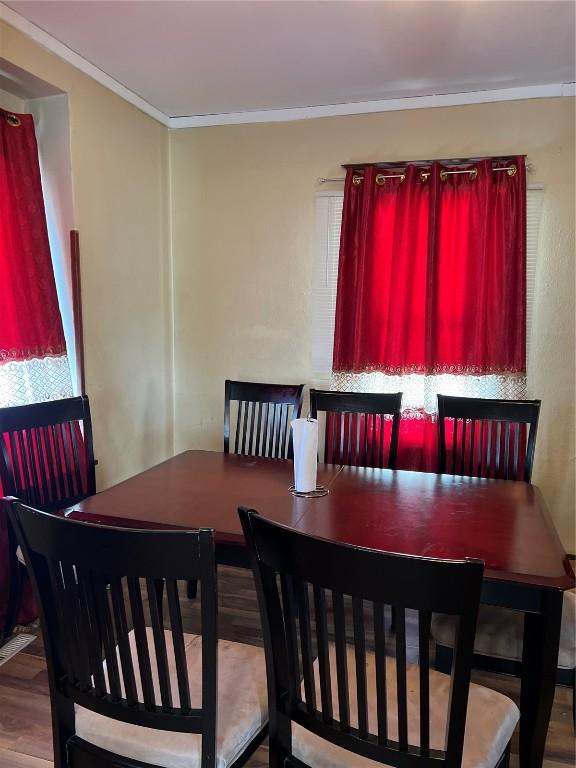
left=170, top=98, right=575, bottom=549
left=0, top=86, right=24, bottom=112
left=1, top=20, right=173, bottom=489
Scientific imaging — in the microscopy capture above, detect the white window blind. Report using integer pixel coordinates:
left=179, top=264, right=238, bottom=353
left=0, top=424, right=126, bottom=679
left=312, top=187, right=544, bottom=403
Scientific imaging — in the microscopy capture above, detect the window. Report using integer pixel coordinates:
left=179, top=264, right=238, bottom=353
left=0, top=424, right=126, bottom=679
left=311, top=187, right=544, bottom=409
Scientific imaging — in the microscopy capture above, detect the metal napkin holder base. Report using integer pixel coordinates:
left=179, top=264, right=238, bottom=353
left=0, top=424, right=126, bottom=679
left=288, top=485, right=329, bottom=498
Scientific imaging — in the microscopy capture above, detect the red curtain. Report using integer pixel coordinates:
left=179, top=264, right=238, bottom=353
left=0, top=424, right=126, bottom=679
left=333, top=158, right=526, bottom=470
left=0, top=109, right=67, bottom=364
left=0, top=109, right=67, bottom=629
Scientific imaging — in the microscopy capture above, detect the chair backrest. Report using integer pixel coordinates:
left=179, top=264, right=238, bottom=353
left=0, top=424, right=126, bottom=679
left=0, top=396, right=96, bottom=511
left=6, top=499, right=219, bottom=766
left=240, top=508, right=484, bottom=768
left=437, top=395, right=540, bottom=482
left=309, top=390, right=402, bottom=469
left=224, top=380, right=304, bottom=459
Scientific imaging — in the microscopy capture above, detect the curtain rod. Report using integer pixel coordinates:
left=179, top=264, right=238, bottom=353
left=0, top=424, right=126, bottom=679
left=319, top=162, right=533, bottom=184
left=342, top=155, right=521, bottom=169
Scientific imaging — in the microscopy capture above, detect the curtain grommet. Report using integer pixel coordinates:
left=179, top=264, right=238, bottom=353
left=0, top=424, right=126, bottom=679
left=440, top=170, right=448, bottom=181
left=375, top=173, right=386, bottom=186
left=507, top=166, right=517, bottom=177
left=352, top=174, right=363, bottom=186
left=5, top=113, right=21, bottom=127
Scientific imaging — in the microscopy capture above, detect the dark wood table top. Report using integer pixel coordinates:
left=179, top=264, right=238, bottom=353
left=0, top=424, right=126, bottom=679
left=63, top=450, right=574, bottom=591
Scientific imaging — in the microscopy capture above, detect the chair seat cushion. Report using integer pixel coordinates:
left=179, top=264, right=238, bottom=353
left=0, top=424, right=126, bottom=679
left=292, top=645, right=518, bottom=768
left=75, top=629, right=268, bottom=768
left=432, top=589, right=576, bottom=670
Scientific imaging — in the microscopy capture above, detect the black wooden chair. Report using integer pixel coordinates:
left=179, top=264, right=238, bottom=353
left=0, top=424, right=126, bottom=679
left=6, top=499, right=268, bottom=768
left=224, top=380, right=304, bottom=459
left=437, top=394, right=540, bottom=482
left=309, top=390, right=402, bottom=469
left=240, top=507, right=519, bottom=768
left=0, top=396, right=97, bottom=642
left=434, top=395, right=575, bottom=721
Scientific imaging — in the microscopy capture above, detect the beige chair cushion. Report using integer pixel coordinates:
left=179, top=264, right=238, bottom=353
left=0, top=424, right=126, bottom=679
left=292, top=644, right=519, bottom=768
left=432, top=589, right=576, bottom=670
left=75, top=629, right=268, bottom=768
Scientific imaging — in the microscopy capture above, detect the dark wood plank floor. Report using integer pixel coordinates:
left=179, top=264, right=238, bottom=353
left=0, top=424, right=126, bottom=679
left=0, top=566, right=573, bottom=767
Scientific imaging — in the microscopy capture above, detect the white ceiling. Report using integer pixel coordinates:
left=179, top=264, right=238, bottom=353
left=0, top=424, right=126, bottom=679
left=4, top=0, right=576, bottom=122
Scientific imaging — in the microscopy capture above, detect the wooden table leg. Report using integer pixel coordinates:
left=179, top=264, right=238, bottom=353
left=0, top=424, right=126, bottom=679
left=519, top=588, right=563, bottom=767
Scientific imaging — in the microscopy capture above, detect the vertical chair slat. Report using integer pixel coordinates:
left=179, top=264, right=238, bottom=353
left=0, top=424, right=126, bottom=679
left=68, top=421, right=84, bottom=496
left=254, top=402, right=263, bottom=456
left=345, top=413, right=352, bottom=465
left=20, top=431, right=34, bottom=498
left=268, top=403, right=277, bottom=457
left=352, top=596, right=368, bottom=739
left=280, top=574, right=301, bottom=703
left=460, top=419, right=467, bottom=475
left=513, top=424, right=520, bottom=480
left=247, top=401, right=256, bottom=455
left=42, top=426, right=59, bottom=501
left=360, top=413, right=369, bottom=465
left=478, top=420, right=486, bottom=477
left=395, top=606, right=408, bottom=752
left=468, top=420, right=476, bottom=477
left=261, top=403, right=269, bottom=457
left=73, top=565, right=106, bottom=696
left=331, top=590, right=350, bottom=731
left=55, top=562, right=84, bottom=688
left=495, top=421, right=502, bottom=477
left=60, top=423, right=76, bottom=499
left=166, top=578, right=191, bottom=712
left=486, top=421, right=493, bottom=477
left=127, top=576, right=156, bottom=709
left=281, top=404, right=291, bottom=458
left=146, top=578, right=173, bottom=711
left=296, top=579, right=316, bottom=712
left=17, top=430, right=36, bottom=505
left=274, top=404, right=282, bottom=458
left=373, top=601, right=388, bottom=745
left=451, top=419, right=458, bottom=474
left=324, top=412, right=332, bottom=464
left=331, top=412, right=340, bottom=464
left=24, top=429, right=41, bottom=506
left=418, top=610, right=432, bottom=756
left=379, top=415, right=385, bottom=469
left=313, top=585, right=332, bottom=723
left=110, top=576, right=138, bottom=705
left=504, top=423, right=511, bottom=480
left=240, top=401, right=249, bottom=455
left=234, top=401, right=242, bottom=454
left=31, top=428, right=48, bottom=505
left=46, top=560, right=81, bottom=686
left=50, top=424, right=67, bottom=499
left=94, top=575, right=122, bottom=701
left=8, top=432, right=22, bottom=493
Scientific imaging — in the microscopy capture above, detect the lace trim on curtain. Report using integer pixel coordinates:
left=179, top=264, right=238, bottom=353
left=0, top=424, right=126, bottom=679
left=330, top=371, right=527, bottom=415
left=0, top=355, right=73, bottom=407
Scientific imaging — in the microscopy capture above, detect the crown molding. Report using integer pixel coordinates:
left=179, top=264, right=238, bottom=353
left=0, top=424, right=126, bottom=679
left=2, top=3, right=574, bottom=131
left=0, top=3, right=170, bottom=126
left=168, top=82, right=576, bottom=128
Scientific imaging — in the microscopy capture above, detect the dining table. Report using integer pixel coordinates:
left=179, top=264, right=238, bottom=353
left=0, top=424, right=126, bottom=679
left=61, top=449, right=575, bottom=768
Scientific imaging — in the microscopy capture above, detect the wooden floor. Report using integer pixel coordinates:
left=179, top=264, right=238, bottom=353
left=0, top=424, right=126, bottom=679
left=0, top=566, right=574, bottom=768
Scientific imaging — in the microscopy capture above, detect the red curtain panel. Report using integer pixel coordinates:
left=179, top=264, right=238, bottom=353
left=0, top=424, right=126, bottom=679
left=0, top=108, right=69, bottom=629
left=332, top=157, right=527, bottom=470
left=0, top=109, right=67, bottom=364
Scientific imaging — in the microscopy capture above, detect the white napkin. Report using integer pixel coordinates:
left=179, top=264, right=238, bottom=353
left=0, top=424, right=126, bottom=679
left=291, top=418, right=318, bottom=493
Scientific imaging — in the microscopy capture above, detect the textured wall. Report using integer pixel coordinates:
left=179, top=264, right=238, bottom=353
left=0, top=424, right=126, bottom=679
left=171, top=98, right=575, bottom=549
